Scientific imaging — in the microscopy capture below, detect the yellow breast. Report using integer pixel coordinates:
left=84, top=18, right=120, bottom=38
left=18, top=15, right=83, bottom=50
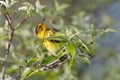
left=43, top=39, right=59, bottom=55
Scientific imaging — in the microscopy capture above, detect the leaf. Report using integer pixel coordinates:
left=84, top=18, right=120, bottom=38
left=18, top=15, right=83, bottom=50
left=48, top=33, right=67, bottom=42
left=57, top=48, right=67, bottom=58
left=22, top=2, right=33, bottom=7
left=0, top=34, right=8, bottom=40
left=57, top=4, right=69, bottom=11
left=42, top=55, right=58, bottom=66
left=35, top=0, right=46, bottom=16
left=78, top=56, right=91, bottom=64
left=21, top=69, right=45, bottom=80
left=18, top=6, right=28, bottom=11
left=0, top=1, right=8, bottom=8
left=68, top=43, right=76, bottom=68
left=9, top=0, right=18, bottom=7
left=91, top=24, right=97, bottom=37
left=69, top=33, right=78, bottom=40
left=0, top=0, right=18, bottom=8
left=26, top=58, right=38, bottom=67
left=0, top=57, right=5, bottom=61
left=104, top=28, right=116, bottom=33
left=20, top=68, right=34, bottom=80
left=26, top=54, right=44, bottom=67
left=19, top=2, right=35, bottom=16
left=55, top=0, right=69, bottom=11
left=79, top=39, right=91, bottom=53
left=35, top=0, right=46, bottom=12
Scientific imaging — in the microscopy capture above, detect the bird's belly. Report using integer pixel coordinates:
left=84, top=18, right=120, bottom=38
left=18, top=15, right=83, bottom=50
left=43, top=40, right=59, bottom=55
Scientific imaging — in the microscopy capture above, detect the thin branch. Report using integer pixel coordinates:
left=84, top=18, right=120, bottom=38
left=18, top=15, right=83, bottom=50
left=1, top=30, right=15, bottom=80
left=15, top=15, right=29, bottom=30
left=11, top=0, right=21, bottom=19
left=39, top=59, right=68, bottom=71
left=39, top=55, right=71, bottom=71
left=1, top=2, right=14, bottom=79
left=1, top=25, right=14, bottom=80
left=1, top=1, right=29, bottom=80
left=4, top=11, right=13, bottom=30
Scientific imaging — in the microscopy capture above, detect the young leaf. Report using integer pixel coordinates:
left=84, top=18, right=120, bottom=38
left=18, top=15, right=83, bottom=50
left=26, top=58, right=38, bottom=67
left=9, top=0, right=18, bottom=7
left=68, top=43, right=76, bottom=68
left=78, top=56, right=91, bottom=64
left=18, top=6, right=28, bottom=11
left=104, top=28, right=116, bottom=33
left=79, top=39, right=91, bottom=54
left=35, top=0, right=46, bottom=12
left=20, top=68, right=34, bottom=80
left=0, top=1, right=8, bottom=8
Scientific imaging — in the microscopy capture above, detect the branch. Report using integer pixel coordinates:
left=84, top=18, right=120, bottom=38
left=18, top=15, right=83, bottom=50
left=15, top=15, right=29, bottom=30
left=1, top=29, right=15, bottom=80
left=39, top=55, right=71, bottom=71
left=1, top=2, right=14, bottom=80
left=4, top=11, right=13, bottom=30
left=11, top=0, right=21, bottom=19
left=1, top=1, right=29, bottom=80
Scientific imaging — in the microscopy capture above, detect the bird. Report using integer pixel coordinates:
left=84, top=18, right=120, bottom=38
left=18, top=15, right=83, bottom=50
left=35, top=18, right=61, bottom=56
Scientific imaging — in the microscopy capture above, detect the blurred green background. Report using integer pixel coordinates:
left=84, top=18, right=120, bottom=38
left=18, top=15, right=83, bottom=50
left=0, top=0, right=120, bottom=80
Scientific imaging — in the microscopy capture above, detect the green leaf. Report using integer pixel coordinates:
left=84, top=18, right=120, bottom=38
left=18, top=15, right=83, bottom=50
left=48, top=33, right=67, bottom=43
left=42, top=55, right=58, bottom=66
left=19, top=2, right=35, bottom=16
left=26, top=54, right=44, bottom=67
left=78, top=56, right=91, bottom=64
left=79, top=39, right=91, bottom=53
left=57, top=4, right=69, bottom=11
left=0, top=34, right=8, bottom=40
left=49, top=36, right=67, bottom=43
left=55, top=0, right=69, bottom=11
left=57, top=49, right=67, bottom=58
left=26, top=58, right=38, bottom=67
left=9, top=0, right=18, bottom=7
left=91, top=24, right=97, bottom=37
left=68, top=43, right=76, bottom=68
left=22, top=2, right=33, bottom=7
left=20, top=68, right=34, bottom=80
left=69, top=33, right=78, bottom=40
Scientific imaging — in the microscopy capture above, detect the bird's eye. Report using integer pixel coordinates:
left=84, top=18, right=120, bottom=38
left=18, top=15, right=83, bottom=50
left=38, top=25, right=41, bottom=29
left=38, top=24, right=43, bottom=31
left=35, top=22, right=45, bottom=34
left=35, top=24, right=41, bottom=34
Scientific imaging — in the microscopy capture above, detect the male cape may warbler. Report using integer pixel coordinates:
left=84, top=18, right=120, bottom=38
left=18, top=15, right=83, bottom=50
left=35, top=19, right=61, bottom=56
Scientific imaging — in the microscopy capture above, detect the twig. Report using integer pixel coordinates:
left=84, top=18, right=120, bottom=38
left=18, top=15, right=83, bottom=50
left=39, top=55, right=71, bottom=71
left=39, top=59, right=68, bottom=71
left=15, top=15, right=29, bottom=30
left=1, top=1, right=29, bottom=80
left=1, top=29, right=15, bottom=80
left=11, top=0, right=21, bottom=19
left=1, top=2, right=14, bottom=80
left=4, top=11, right=13, bottom=30
left=1, top=20, right=14, bottom=80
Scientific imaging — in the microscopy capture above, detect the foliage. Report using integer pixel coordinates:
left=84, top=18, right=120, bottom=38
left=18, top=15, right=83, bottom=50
left=0, top=0, right=116, bottom=80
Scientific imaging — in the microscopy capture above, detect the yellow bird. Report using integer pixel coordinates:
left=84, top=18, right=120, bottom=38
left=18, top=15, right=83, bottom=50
left=35, top=19, right=60, bottom=56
